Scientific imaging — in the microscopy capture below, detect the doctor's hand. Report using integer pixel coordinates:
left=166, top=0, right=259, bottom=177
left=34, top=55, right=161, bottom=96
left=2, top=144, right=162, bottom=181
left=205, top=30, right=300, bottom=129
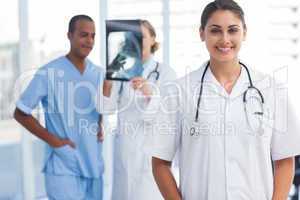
left=97, top=123, right=104, bottom=142
left=131, top=77, right=153, bottom=98
left=103, top=80, right=113, bottom=97
left=53, top=138, right=76, bottom=149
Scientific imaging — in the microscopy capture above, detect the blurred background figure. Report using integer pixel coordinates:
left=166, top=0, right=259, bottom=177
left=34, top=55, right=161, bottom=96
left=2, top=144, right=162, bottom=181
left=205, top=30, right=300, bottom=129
left=98, top=19, right=177, bottom=200
left=14, top=15, right=104, bottom=200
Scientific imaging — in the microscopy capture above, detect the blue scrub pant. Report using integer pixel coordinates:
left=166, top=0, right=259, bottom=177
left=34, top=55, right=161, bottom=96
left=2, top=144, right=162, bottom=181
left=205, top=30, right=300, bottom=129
left=45, top=174, right=103, bottom=200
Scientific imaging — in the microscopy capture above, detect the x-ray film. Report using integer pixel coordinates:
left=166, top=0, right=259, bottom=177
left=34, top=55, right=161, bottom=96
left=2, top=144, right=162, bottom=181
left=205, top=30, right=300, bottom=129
left=106, top=20, right=143, bottom=81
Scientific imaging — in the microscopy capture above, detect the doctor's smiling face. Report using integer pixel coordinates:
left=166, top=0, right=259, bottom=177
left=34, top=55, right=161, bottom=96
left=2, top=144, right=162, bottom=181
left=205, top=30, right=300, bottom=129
left=200, top=9, right=246, bottom=63
left=68, top=17, right=95, bottom=59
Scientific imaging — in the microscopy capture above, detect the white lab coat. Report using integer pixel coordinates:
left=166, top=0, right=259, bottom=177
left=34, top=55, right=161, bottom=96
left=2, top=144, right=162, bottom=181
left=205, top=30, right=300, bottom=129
left=152, top=61, right=300, bottom=200
left=97, top=57, right=177, bottom=200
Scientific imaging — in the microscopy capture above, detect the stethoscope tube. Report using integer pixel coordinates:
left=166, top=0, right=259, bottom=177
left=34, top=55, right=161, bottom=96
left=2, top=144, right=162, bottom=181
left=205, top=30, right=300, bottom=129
left=146, top=62, right=160, bottom=81
left=241, top=62, right=264, bottom=104
left=194, top=61, right=264, bottom=122
left=118, top=61, right=160, bottom=97
left=195, top=63, right=209, bottom=122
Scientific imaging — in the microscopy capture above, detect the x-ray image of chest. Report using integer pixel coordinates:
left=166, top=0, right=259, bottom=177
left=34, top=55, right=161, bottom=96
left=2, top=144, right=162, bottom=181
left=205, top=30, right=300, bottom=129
left=107, top=31, right=143, bottom=81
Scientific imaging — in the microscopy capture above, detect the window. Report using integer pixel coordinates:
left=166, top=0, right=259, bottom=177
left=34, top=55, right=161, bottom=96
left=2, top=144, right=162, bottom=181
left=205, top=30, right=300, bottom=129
left=0, top=1, right=23, bottom=199
left=267, top=0, right=300, bottom=65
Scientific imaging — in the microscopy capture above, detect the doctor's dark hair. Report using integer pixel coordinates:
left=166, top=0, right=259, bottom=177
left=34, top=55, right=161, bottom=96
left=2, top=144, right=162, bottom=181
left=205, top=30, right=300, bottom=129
left=200, top=0, right=246, bottom=30
left=141, top=20, right=159, bottom=53
left=68, top=15, right=94, bottom=33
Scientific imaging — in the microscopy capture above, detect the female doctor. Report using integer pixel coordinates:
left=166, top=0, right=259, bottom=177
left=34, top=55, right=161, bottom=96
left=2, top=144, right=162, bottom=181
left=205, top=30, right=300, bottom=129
left=152, top=0, right=300, bottom=200
left=99, top=20, right=176, bottom=200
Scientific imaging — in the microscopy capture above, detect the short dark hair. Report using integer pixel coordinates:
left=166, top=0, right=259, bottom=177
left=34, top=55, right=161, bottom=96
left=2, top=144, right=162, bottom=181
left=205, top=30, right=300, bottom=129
left=200, top=0, right=246, bottom=30
left=68, top=15, right=94, bottom=33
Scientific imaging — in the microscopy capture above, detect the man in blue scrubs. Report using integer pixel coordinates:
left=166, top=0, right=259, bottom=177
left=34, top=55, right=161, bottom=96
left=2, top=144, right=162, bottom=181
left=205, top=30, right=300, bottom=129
left=14, top=15, right=104, bottom=200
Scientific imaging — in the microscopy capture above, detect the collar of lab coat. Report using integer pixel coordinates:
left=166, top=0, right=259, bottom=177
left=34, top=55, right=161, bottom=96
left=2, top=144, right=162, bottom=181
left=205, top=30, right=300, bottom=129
left=200, top=61, right=249, bottom=100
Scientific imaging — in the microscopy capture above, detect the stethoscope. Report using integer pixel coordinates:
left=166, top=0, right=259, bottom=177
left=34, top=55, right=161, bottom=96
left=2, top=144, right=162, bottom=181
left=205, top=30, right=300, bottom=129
left=118, top=61, right=160, bottom=97
left=190, top=61, right=265, bottom=136
left=146, top=62, right=160, bottom=81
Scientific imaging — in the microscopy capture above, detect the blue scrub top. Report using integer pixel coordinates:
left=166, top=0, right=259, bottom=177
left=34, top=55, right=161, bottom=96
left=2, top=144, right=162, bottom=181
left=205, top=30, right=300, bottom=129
left=16, top=56, right=104, bottom=178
